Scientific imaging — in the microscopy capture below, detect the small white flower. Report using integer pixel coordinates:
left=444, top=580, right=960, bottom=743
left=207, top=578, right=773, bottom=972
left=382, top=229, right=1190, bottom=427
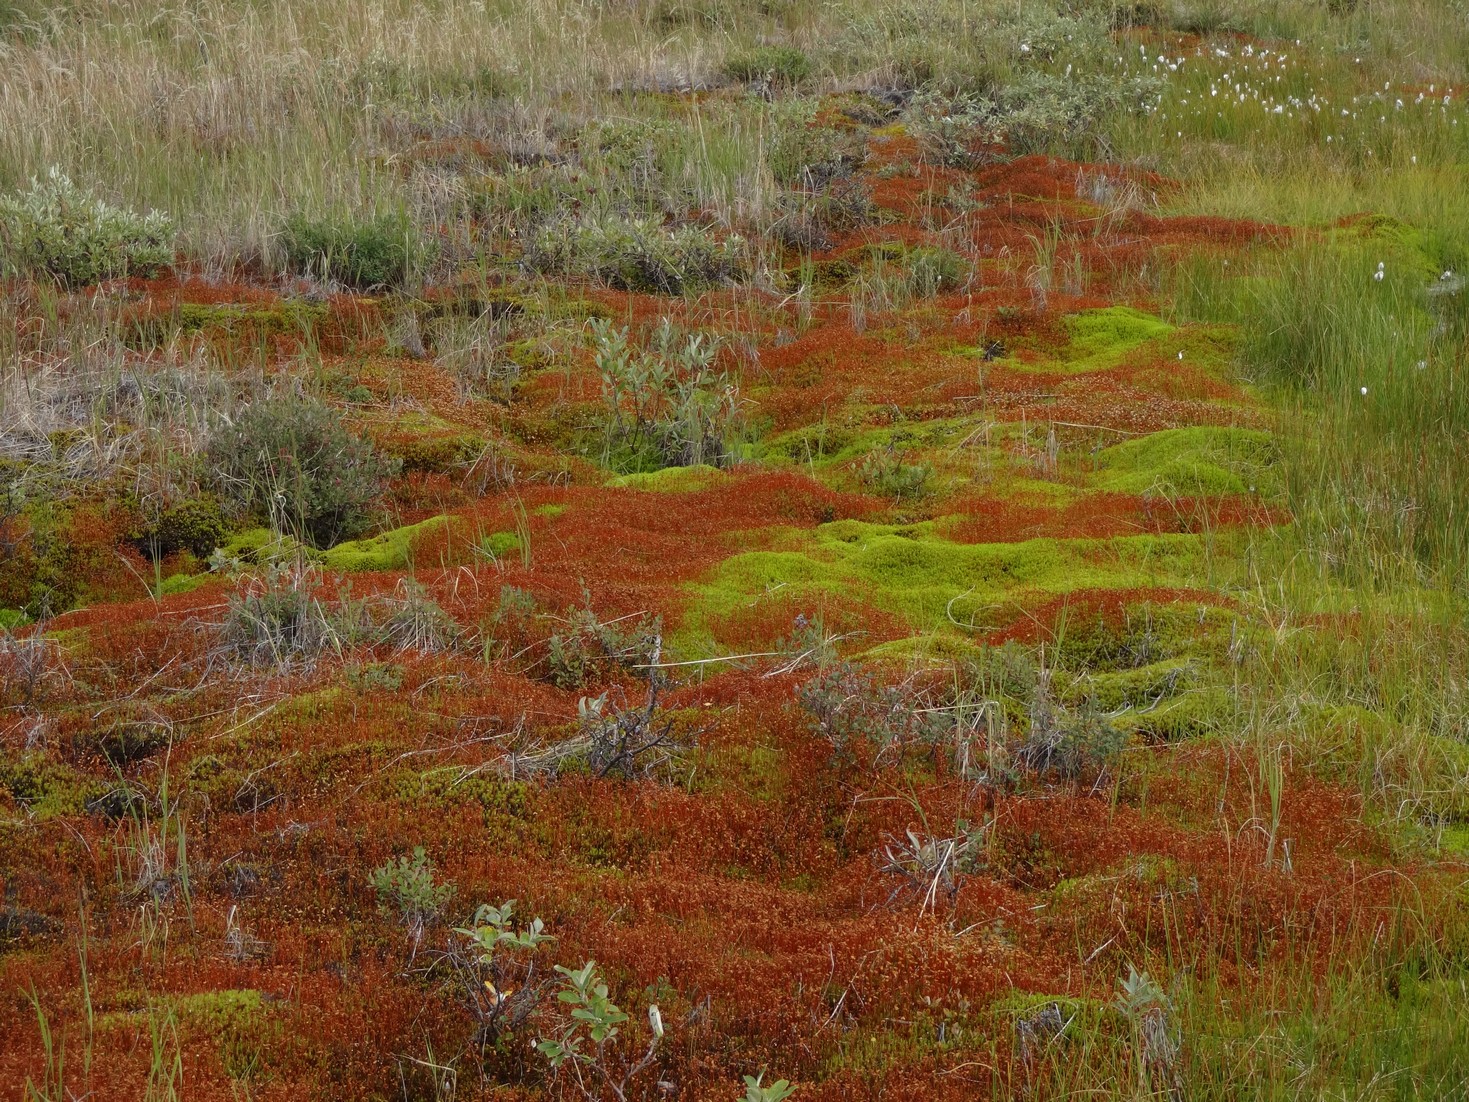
left=1177, top=351, right=1184, bottom=360
left=1360, top=386, right=1369, bottom=395
left=648, top=1004, right=665, bottom=1038
left=1373, top=270, right=1385, bottom=281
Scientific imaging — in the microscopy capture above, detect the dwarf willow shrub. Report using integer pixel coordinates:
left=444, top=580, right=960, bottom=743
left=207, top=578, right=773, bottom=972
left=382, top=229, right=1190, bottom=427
left=281, top=212, right=422, bottom=289
left=371, top=846, right=452, bottom=944
left=722, top=45, right=813, bottom=87
left=591, top=317, right=741, bottom=471
left=858, top=445, right=933, bottom=501
left=528, top=215, right=746, bottom=295
left=0, top=169, right=174, bottom=287
left=205, top=396, right=397, bottom=548
left=905, top=70, right=1162, bottom=163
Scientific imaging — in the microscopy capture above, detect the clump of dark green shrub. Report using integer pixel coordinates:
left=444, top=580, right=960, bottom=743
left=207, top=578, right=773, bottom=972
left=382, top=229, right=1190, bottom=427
left=578, top=117, right=680, bottom=185
left=370, top=846, right=453, bottom=945
left=350, top=54, right=516, bottom=101
left=281, top=213, right=426, bottom=290
left=205, top=396, right=397, bottom=547
left=133, top=496, right=229, bottom=559
left=799, top=661, right=949, bottom=761
left=722, top=45, right=812, bottom=88
left=545, top=608, right=662, bottom=690
left=0, top=169, right=174, bottom=287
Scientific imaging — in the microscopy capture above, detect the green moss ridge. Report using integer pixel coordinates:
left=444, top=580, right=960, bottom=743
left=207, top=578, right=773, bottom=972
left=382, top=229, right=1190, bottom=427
left=856, top=633, right=991, bottom=665
left=155, top=570, right=219, bottom=597
left=410, top=284, right=541, bottom=321
left=607, top=464, right=727, bottom=492
left=1064, top=659, right=1197, bottom=712
left=1441, top=824, right=1469, bottom=856
left=478, top=530, right=522, bottom=560
left=1061, top=306, right=1174, bottom=369
left=174, top=517, right=460, bottom=579
left=972, top=306, right=1174, bottom=376
left=757, top=413, right=1051, bottom=484
left=318, top=514, right=462, bottom=572
left=684, top=523, right=1215, bottom=644
left=171, top=989, right=280, bottom=1080
left=1051, top=853, right=1193, bottom=907
left=1092, top=426, right=1279, bottom=498
left=1033, top=598, right=1241, bottom=672
left=1330, top=214, right=1443, bottom=280
left=218, top=527, right=287, bottom=561
left=1129, top=686, right=1237, bottom=742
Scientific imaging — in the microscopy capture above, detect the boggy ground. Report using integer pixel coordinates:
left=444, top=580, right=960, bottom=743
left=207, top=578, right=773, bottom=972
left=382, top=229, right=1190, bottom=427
left=3, top=3, right=1469, bottom=1101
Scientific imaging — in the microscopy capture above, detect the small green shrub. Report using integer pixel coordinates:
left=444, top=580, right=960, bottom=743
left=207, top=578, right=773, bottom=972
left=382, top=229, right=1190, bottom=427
left=371, top=846, right=452, bottom=941
left=767, top=102, right=867, bottom=187
left=578, top=117, right=680, bottom=182
left=798, top=662, right=948, bottom=759
left=545, top=605, right=662, bottom=690
left=1017, top=667, right=1125, bottom=781
left=0, top=168, right=173, bottom=287
left=451, top=900, right=554, bottom=1042
left=723, top=45, right=813, bottom=88
left=205, top=396, right=396, bottom=548
left=904, top=71, right=1161, bottom=163
left=858, top=447, right=933, bottom=500
left=528, top=215, right=746, bottom=295
left=743, top=1074, right=798, bottom=1102
left=538, top=960, right=665, bottom=1097
left=281, top=213, right=424, bottom=289
left=591, top=318, right=741, bottom=471
left=350, top=52, right=516, bottom=101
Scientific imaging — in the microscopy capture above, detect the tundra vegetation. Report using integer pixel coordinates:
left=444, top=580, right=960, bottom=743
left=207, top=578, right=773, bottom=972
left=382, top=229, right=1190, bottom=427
left=2, top=0, right=1469, bottom=1098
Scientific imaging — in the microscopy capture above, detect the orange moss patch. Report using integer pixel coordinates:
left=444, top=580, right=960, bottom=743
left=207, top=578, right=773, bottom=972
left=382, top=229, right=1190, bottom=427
left=984, top=586, right=1232, bottom=647
left=942, top=491, right=1273, bottom=544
